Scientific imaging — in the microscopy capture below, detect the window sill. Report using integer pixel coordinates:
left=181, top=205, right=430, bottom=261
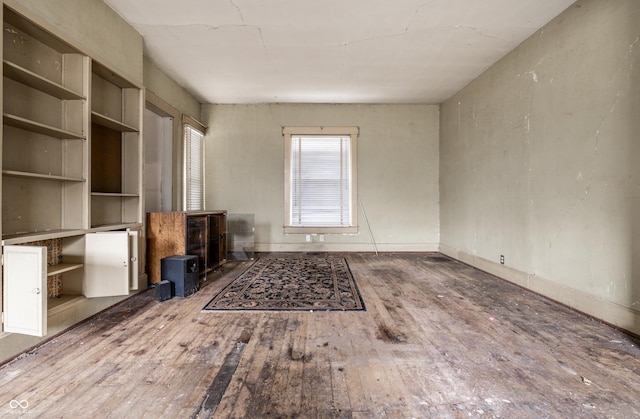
left=284, top=226, right=358, bottom=235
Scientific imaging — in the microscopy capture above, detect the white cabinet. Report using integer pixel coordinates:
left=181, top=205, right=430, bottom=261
left=2, top=231, right=138, bottom=337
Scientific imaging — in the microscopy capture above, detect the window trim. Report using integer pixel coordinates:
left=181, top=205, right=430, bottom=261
left=283, top=126, right=359, bottom=234
left=183, top=115, right=206, bottom=211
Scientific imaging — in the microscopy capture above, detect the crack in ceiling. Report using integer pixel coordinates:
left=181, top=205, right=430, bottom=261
left=104, top=0, right=577, bottom=104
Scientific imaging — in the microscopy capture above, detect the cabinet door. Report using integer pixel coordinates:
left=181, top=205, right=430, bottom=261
left=84, top=232, right=129, bottom=298
left=186, top=216, right=207, bottom=274
left=2, top=245, right=47, bottom=337
left=129, top=230, right=139, bottom=291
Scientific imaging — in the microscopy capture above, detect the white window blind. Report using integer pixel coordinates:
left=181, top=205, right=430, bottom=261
left=184, top=123, right=204, bottom=211
left=284, top=126, right=358, bottom=234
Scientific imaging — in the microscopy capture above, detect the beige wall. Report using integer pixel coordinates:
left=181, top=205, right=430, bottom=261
left=440, top=0, right=640, bottom=334
left=7, top=0, right=143, bottom=84
left=203, top=104, right=439, bottom=252
left=143, top=57, right=201, bottom=120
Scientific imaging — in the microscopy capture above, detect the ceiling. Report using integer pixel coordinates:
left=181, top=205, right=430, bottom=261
left=103, top=0, right=576, bottom=104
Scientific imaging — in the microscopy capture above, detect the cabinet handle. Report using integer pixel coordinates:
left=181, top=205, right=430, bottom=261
left=32, top=288, right=41, bottom=294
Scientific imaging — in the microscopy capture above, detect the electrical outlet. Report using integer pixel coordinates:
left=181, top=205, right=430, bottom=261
left=319, top=235, right=324, bottom=242
left=306, top=235, right=311, bottom=242
left=500, top=255, right=505, bottom=265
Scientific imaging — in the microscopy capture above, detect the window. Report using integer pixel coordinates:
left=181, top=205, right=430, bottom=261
left=284, top=126, right=358, bottom=234
left=183, top=116, right=205, bottom=211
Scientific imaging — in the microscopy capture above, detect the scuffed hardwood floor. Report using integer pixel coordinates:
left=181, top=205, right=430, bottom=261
left=1, top=253, right=639, bottom=418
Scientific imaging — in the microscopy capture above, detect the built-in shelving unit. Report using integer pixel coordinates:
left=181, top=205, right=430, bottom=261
left=2, top=6, right=88, bottom=239
left=1, top=5, right=145, bottom=346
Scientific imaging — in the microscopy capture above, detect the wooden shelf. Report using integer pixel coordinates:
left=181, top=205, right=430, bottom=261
left=4, top=113, right=85, bottom=139
left=89, top=222, right=142, bottom=231
left=2, top=229, right=87, bottom=245
left=3, top=170, right=85, bottom=182
left=91, top=111, right=138, bottom=132
left=48, top=263, right=83, bottom=277
left=3, top=60, right=86, bottom=100
left=48, top=294, right=84, bottom=312
left=91, top=192, right=139, bottom=197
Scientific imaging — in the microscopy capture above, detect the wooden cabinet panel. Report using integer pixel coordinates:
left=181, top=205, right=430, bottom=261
left=146, top=211, right=227, bottom=284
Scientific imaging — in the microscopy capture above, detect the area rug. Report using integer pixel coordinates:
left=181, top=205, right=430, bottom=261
left=203, top=257, right=365, bottom=311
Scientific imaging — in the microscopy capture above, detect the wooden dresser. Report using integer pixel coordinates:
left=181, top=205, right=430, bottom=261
left=146, top=211, right=227, bottom=284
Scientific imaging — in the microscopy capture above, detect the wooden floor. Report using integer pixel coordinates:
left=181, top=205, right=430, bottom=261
left=1, top=253, right=640, bottom=418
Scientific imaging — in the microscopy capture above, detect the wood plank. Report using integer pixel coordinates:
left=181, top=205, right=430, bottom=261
left=235, top=315, right=291, bottom=417
left=193, top=341, right=246, bottom=417
left=212, top=315, right=268, bottom=416
left=263, top=314, right=305, bottom=415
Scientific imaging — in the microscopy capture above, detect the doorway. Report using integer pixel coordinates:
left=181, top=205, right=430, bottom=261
left=144, top=107, right=173, bottom=213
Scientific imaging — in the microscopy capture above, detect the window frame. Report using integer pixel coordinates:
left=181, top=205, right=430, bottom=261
left=183, top=116, right=206, bottom=211
left=283, top=126, right=359, bottom=234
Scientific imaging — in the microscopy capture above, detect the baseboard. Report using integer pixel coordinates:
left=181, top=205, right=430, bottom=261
left=439, top=244, right=640, bottom=337
left=255, top=242, right=440, bottom=253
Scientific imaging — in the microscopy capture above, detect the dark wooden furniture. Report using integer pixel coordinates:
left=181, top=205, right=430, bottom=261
left=146, top=211, right=227, bottom=284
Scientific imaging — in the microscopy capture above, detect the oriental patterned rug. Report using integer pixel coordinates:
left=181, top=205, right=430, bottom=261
left=203, top=257, right=365, bottom=311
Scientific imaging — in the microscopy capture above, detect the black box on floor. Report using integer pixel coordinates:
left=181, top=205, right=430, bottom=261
left=156, top=279, right=173, bottom=301
left=161, top=255, right=199, bottom=297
